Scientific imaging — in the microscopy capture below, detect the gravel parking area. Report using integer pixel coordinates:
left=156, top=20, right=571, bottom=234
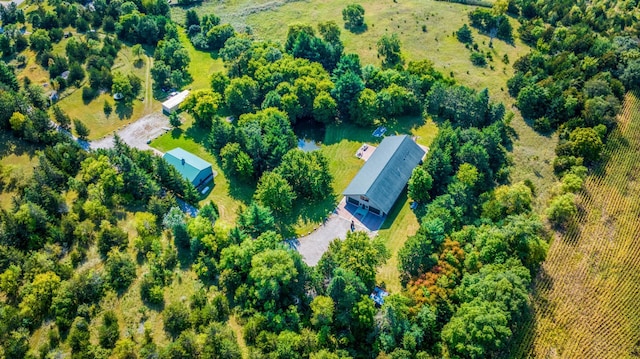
left=293, top=198, right=382, bottom=266
left=91, top=112, right=169, bottom=154
left=292, top=214, right=369, bottom=266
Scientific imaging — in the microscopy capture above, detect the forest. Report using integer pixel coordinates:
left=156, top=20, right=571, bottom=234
left=0, top=0, right=639, bottom=358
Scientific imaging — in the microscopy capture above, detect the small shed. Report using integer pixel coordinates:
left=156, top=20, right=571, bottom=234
left=343, top=135, right=425, bottom=216
left=163, top=147, right=214, bottom=189
left=162, top=90, right=190, bottom=114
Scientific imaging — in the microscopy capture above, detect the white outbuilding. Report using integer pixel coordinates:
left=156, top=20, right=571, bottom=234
left=162, top=90, right=190, bottom=114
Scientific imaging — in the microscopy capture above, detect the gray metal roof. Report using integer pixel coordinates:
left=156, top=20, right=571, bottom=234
left=343, top=135, right=425, bottom=214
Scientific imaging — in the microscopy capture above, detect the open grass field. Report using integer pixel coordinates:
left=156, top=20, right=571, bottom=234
left=12, top=32, right=160, bottom=140
left=375, top=190, right=417, bottom=293
left=172, top=0, right=524, bottom=103
left=511, top=92, right=640, bottom=358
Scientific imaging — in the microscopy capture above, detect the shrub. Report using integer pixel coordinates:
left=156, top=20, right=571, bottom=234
left=104, top=250, right=136, bottom=292
left=163, top=302, right=191, bottom=338
left=99, top=311, right=119, bottom=349
left=140, top=274, right=164, bottom=305
left=342, top=4, right=366, bottom=30
left=470, top=52, right=487, bottom=66
left=456, top=24, right=473, bottom=44
left=81, top=86, right=97, bottom=102
left=546, top=193, right=577, bottom=226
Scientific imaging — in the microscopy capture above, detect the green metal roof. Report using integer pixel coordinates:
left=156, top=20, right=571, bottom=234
left=343, top=135, right=425, bottom=214
left=163, top=148, right=212, bottom=183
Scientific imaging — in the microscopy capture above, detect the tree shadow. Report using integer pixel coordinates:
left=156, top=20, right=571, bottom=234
left=81, top=87, right=99, bottom=105
left=0, top=131, right=40, bottom=159
left=209, top=49, right=221, bottom=61
left=210, top=156, right=254, bottom=204
left=143, top=298, right=165, bottom=312
left=134, top=58, right=145, bottom=68
left=346, top=24, right=368, bottom=34
left=506, top=265, right=555, bottom=357
left=520, top=115, right=555, bottom=139
left=278, top=194, right=339, bottom=239
left=175, top=244, right=193, bottom=270
left=379, top=188, right=409, bottom=231
left=592, top=129, right=629, bottom=178
left=294, top=118, right=326, bottom=143
left=185, top=124, right=209, bottom=145
left=324, top=115, right=428, bottom=147
left=171, top=128, right=183, bottom=139
left=153, top=88, right=168, bottom=101
left=555, top=216, right=581, bottom=246
left=384, top=115, right=427, bottom=137
left=116, top=100, right=134, bottom=120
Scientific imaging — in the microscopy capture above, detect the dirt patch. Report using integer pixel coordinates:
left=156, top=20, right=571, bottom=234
left=91, top=112, right=169, bottom=154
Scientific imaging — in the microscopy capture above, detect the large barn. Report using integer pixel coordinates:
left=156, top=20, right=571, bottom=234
left=163, top=148, right=214, bottom=189
left=343, top=135, right=425, bottom=216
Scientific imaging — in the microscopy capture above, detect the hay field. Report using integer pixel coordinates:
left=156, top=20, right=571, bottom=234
left=512, top=92, right=640, bottom=358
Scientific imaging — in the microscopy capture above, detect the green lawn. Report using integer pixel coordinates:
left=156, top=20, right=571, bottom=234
left=376, top=190, right=419, bottom=293
left=178, top=29, right=225, bottom=91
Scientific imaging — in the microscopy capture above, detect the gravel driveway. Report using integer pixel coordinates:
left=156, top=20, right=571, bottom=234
left=91, top=112, right=169, bottom=154
left=293, top=197, right=380, bottom=266
left=292, top=214, right=370, bottom=266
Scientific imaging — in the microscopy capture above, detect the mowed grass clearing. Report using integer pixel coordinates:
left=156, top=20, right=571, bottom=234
left=11, top=32, right=160, bottom=140
left=323, top=116, right=437, bottom=292
left=511, top=92, right=640, bottom=358
left=178, top=29, right=225, bottom=91
left=150, top=114, right=435, bottom=243
left=57, top=46, right=159, bottom=140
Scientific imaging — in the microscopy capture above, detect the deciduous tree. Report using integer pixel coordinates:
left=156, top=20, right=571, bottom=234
left=254, top=171, right=296, bottom=214
left=377, top=34, right=404, bottom=69
left=546, top=193, right=577, bottom=226
left=408, top=166, right=433, bottom=203
left=342, top=4, right=365, bottom=31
